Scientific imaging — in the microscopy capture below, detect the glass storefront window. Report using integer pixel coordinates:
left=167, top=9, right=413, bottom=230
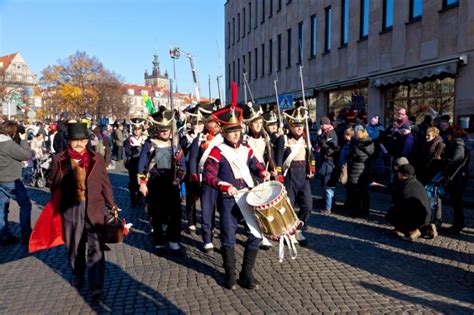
left=329, top=87, right=368, bottom=124
left=385, top=78, right=455, bottom=125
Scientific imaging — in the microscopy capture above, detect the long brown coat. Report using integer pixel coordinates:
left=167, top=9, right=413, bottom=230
left=48, top=149, right=116, bottom=262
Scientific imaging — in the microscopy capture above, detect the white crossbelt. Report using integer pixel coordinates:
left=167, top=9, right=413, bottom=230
left=198, top=134, right=223, bottom=172
left=283, top=137, right=305, bottom=176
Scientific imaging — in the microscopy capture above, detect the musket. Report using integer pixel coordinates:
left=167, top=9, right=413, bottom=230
left=243, top=73, right=276, bottom=172
left=298, top=64, right=315, bottom=178
left=169, top=78, right=178, bottom=182
left=273, top=58, right=284, bottom=134
left=242, top=72, right=249, bottom=104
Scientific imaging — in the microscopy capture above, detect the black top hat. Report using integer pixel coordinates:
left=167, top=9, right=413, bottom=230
left=212, top=105, right=243, bottom=132
left=68, top=123, right=89, bottom=140
left=148, top=110, right=174, bottom=130
left=243, top=101, right=262, bottom=122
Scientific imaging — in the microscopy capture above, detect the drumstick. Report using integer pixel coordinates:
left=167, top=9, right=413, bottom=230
left=264, top=162, right=269, bottom=183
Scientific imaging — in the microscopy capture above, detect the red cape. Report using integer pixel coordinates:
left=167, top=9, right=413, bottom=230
left=29, top=191, right=64, bottom=253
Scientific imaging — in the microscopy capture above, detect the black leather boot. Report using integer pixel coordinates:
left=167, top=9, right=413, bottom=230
left=221, top=246, right=237, bottom=290
left=238, top=247, right=260, bottom=289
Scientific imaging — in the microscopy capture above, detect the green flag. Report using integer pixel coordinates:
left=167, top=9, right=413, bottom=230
left=143, top=95, right=156, bottom=114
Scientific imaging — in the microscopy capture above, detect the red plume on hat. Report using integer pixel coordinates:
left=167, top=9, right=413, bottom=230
left=231, top=81, right=238, bottom=110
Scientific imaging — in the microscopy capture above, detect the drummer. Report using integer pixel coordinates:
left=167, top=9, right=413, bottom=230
left=243, top=101, right=274, bottom=250
left=275, top=103, right=316, bottom=246
left=202, top=104, right=269, bottom=290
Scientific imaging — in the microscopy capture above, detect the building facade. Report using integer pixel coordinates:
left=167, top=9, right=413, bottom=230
left=225, top=0, right=473, bottom=128
left=0, top=52, right=41, bottom=118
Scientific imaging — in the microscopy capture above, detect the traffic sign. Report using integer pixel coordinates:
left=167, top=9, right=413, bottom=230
left=278, top=94, right=294, bottom=110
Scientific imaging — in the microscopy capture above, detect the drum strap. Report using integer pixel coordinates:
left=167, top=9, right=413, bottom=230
left=198, top=133, right=223, bottom=172
left=283, top=137, right=304, bottom=177
left=218, top=143, right=255, bottom=188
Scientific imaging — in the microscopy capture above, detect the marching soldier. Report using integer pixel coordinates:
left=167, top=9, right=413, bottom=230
left=137, top=110, right=186, bottom=253
left=202, top=105, right=269, bottom=290
left=188, top=103, right=223, bottom=252
left=275, top=104, right=316, bottom=246
left=124, top=118, right=146, bottom=208
left=242, top=102, right=274, bottom=250
left=181, top=106, right=205, bottom=232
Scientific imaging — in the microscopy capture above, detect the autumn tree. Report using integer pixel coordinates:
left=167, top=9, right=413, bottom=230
left=41, top=51, right=128, bottom=119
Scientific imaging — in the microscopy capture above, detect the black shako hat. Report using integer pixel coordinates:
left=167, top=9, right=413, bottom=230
left=212, top=105, right=243, bottom=132
left=243, top=101, right=263, bottom=123
left=148, top=110, right=174, bottom=130
left=68, top=122, right=89, bottom=140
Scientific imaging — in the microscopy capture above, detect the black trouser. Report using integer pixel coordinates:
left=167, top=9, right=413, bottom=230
left=386, top=206, right=428, bottom=234
left=127, top=157, right=140, bottom=205
left=184, top=175, right=198, bottom=226
left=73, top=219, right=105, bottom=290
left=448, top=177, right=467, bottom=229
left=346, top=179, right=370, bottom=215
left=116, top=146, right=124, bottom=161
left=147, top=172, right=182, bottom=244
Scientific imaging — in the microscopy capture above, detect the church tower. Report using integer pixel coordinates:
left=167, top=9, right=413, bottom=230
left=144, top=52, right=169, bottom=89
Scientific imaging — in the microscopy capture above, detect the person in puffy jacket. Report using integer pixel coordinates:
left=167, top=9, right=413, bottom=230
left=346, top=128, right=374, bottom=218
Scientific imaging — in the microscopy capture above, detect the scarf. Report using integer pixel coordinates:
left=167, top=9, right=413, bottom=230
left=67, top=147, right=91, bottom=170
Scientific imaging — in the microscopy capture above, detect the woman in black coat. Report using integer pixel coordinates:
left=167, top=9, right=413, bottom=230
left=346, top=128, right=374, bottom=217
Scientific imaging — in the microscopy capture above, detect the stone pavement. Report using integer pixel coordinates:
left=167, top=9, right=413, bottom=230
left=0, top=167, right=473, bottom=314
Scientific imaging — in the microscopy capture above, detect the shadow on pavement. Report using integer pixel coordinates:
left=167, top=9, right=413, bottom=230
left=313, top=214, right=473, bottom=265
left=33, top=246, right=183, bottom=313
left=360, top=282, right=474, bottom=314
left=304, top=231, right=474, bottom=307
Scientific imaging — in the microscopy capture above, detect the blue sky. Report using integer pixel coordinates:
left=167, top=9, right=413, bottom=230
left=0, top=0, right=225, bottom=98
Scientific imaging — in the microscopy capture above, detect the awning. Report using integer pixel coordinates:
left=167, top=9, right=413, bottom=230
left=369, top=58, right=462, bottom=88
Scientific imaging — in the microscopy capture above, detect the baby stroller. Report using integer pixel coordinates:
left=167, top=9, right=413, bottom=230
left=31, top=155, right=52, bottom=188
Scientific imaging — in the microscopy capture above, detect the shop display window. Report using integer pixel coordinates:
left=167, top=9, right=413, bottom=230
left=328, top=87, right=368, bottom=124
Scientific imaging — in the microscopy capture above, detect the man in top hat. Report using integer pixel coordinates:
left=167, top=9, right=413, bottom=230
left=242, top=101, right=275, bottom=250
left=48, top=122, right=117, bottom=299
left=203, top=104, right=269, bottom=290
left=124, top=118, right=146, bottom=208
left=180, top=106, right=205, bottom=233
left=137, top=110, right=186, bottom=252
left=275, top=104, right=316, bottom=246
left=188, top=102, right=223, bottom=251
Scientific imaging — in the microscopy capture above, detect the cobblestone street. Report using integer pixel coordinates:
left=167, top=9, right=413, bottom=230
left=0, top=168, right=473, bottom=314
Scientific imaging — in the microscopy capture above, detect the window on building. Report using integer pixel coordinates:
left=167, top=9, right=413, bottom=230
left=329, top=87, right=368, bottom=123
left=443, top=0, right=459, bottom=8
left=310, top=15, right=317, bottom=58
left=237, top=13, right=241, bottom=40
left=243, top=7, right=246, bottom=37
left=237, top=58, right=241, bottom=87
left=360, top=0, right=369, bottom=39
left=277, top=0, right=282, bottom=12
left=254, top=0, right=258, bottom=29
left=385, top=78, right=455, bottom=126
left=254, top=47, right=258, bottom=79
left=277, top=34, right=282, bottom=71
left=248, top=2, right=252, bottom=34
left=141, top=90, right=148, bottom=96
left=383, top=0, right=394, bottom=30
left=269, top=39, right=273, bottom=73
left=325, top=6, right=332, bottom=53
left=298, top=21, right=303, bottom=64
left=248, top=51, right=252, bottom=82
left=269, top=0, right=273, bottom=18
left=261, top=43, right=265, bottom=77
left=341, top=0, right=349, bottom=46
left=287, top=28, right=292, bottom=68
left=261, top=0, right=265, bottom=23
left=232, top=17, right=235, bottom=45
left=227, top=22, right=230, bottom=48
left=409, top=0, right=422, bottom=21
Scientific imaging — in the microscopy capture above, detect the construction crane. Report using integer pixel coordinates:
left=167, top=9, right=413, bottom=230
left=169, top=47, right=201, bottom=102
